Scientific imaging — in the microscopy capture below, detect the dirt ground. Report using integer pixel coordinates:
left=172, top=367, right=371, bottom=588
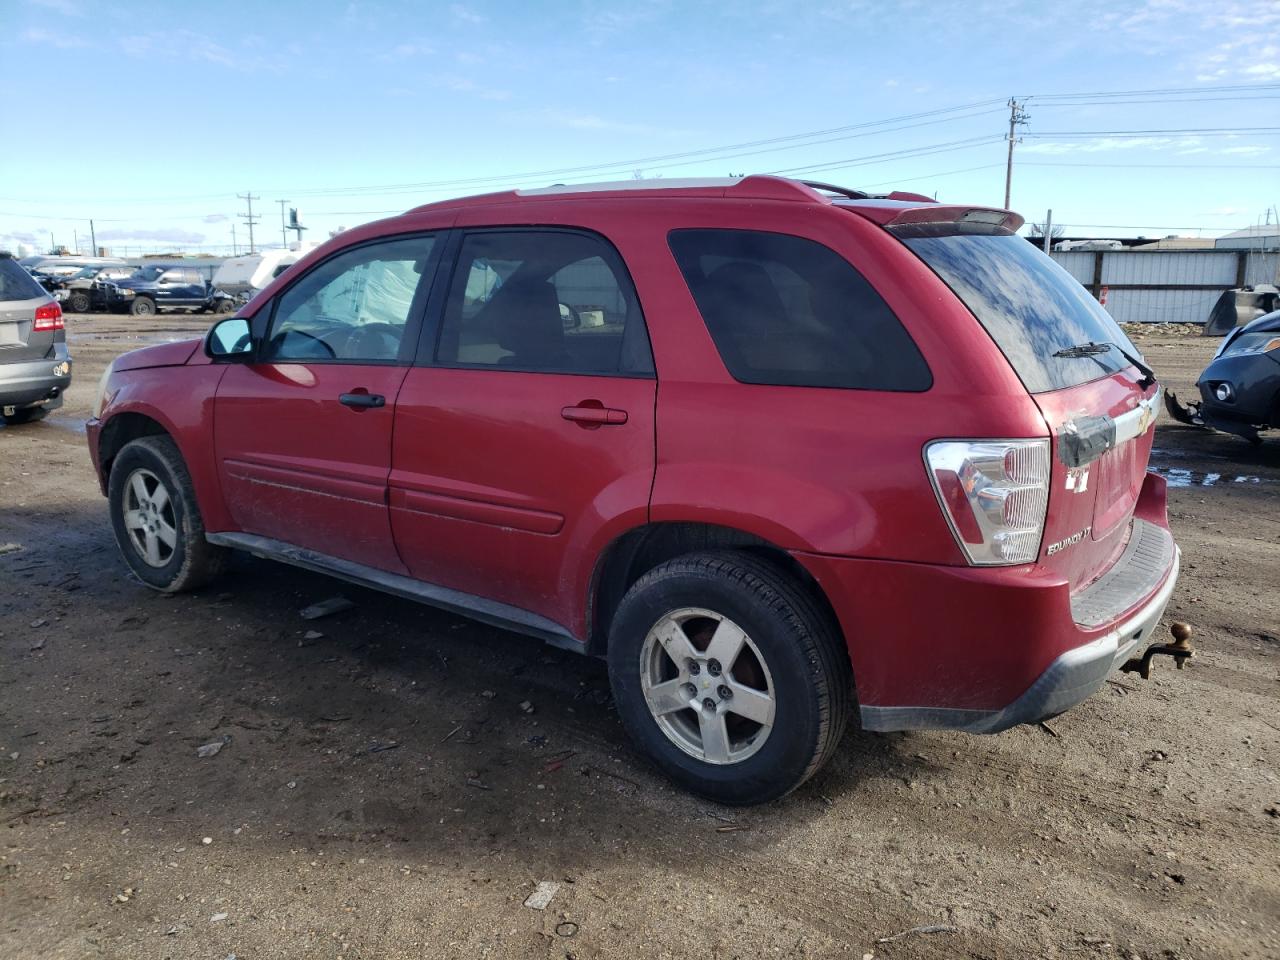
left=1, top=314, right=1277, bottom=960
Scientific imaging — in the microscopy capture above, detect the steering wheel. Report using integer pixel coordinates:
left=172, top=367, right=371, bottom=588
left=273, top=328, right=337, bottom=359
left=344, top=322, right=402, bottom=360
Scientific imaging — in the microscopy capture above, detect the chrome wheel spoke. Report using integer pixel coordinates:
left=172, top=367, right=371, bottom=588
left=130, top=472, right=149, bottom=506
left=704, top=617, right=746, bottom=670
left=653, top=615, right=699, bottom=666
left=143, top=529, right=162, bottom=566
left=725, top=681, right=775, bottom=726
left=644, top=678, right=692, bottom=716
left=154, top=519, right=178, bottom=550
left=150, top=482, right=170, bottom=513
left=697, top=710, right=732, bottom=764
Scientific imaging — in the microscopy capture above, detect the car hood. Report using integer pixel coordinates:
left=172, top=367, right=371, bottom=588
left=1239, top=308, right=1280, bottom=334
left=113, top=339, right=201, bottom=371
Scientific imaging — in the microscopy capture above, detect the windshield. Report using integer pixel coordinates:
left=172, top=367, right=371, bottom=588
left=895, top=224, right=1141, bottom=393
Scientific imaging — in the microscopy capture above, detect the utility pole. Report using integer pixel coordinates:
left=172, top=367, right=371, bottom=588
left=89, top=219, right=97, bottom=256
left=231, top=223, right=238, bottom=256
left=1004, top=97, right=1029, bottom=210
left=237, top=192, right=260, bottom=254
left=277, top=199, right=289, bottom=248
left=1043, top=209, right=1052, bottom=252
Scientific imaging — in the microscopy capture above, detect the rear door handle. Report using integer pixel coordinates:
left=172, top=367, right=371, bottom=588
left=340, top=392, right=385, bottom=409
left=561, top=403, right=628, bottom=426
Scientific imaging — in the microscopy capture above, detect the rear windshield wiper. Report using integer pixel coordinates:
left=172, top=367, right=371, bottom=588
left=1052, top=341, right=1156, bottom=389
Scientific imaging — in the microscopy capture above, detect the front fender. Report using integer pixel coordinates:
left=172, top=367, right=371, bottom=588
left=93, top=365, right=233, bottom=531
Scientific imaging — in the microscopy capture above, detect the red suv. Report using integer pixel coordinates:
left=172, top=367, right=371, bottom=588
left=87, top=176, right=1180, bottom=804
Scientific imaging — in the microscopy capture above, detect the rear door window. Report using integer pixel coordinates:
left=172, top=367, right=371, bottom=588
left=0, top=258, right=47, bottom=301
left=434, top=230, right=653, bottom=376
left=895, top=225, right=1139, bottom=393
left=667, top=229, right=931, bottom=391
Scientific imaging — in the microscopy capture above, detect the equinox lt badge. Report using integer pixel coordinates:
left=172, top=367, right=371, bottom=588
left=1046, top=526, right=1092, bottom=556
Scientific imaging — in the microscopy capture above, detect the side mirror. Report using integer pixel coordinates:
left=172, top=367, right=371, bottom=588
left=206, top=316, right=253, bottom=361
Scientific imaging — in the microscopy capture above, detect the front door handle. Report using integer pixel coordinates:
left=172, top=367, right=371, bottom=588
left=340, top=392, right=385, bottom=409
left=561, top=402, right=628, bottom=427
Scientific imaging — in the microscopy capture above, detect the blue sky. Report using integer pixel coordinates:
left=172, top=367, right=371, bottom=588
left=1, top=0, right=1277, bottom=255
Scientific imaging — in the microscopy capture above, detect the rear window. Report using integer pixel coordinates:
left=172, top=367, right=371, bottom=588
left=668, top=229, right=931, bottom=391
left=0, top=258, right=46, bottom=302
left=896, top=225, right=1138, bottom=393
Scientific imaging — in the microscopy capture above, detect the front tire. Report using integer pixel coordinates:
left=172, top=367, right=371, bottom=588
left=68, top=291, right=92, bottom=313
left=107, top=436, right=226, bottom=592
left=129, top=296, right=156, bottom=317
left=607, top=551, right=851, bottom=805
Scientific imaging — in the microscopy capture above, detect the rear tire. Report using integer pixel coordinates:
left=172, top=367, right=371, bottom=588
left=129, top=296, right=156, bottom=317
left=107, top=436, right=227, bottom=592
left=607, top=550, right=851, bottom=805
left=68, top=291, right=92, bottom=313
left=1, top=406, right=48, bottom=426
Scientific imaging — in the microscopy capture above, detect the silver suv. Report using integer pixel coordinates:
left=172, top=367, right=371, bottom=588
left=0, top=254, right=72, bottom=426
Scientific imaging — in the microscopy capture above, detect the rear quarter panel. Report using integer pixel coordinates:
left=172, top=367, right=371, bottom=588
left=614, top=198, right=1050, bottom=562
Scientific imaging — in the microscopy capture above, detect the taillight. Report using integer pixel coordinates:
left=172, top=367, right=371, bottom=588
left=33, top=303, right=64, bottom=331
left=925, top=439, right=1050, bottom=565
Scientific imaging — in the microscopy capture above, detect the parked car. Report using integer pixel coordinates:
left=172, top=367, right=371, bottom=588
left=1166, top=308, right=1280, bottom=443
left=105, top=264, right=220, bottom=316
left=86, top=176, right=1185, bottom=803
left=1, top=252, right=71, bottom=425
left=1202, top=283, right=1279, bottom=336
left=52, top=265, right=138, bottom=313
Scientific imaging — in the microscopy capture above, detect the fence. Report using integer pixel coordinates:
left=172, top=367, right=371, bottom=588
left=1050, top=249, right=1280, bottom=324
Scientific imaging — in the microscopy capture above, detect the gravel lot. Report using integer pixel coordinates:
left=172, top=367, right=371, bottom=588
left=2, top=314, right=1277, bottom=960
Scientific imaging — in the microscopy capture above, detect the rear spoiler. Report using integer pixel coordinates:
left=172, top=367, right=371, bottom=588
left=836, top=201, right=1024, bottom=232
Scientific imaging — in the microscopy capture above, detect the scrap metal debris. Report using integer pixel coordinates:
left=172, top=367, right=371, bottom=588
left=196, top=735, right=231, bottom=759
left=299, top=596, right=355, bottom=620
left=523, top=880, right=560, bottom=910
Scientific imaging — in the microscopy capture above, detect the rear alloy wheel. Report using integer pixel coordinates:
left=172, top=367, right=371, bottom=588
left=608, top=551, right=851, bottom=805
left=68, top=291, right=92, bottom=313
left=129, top=296, right=156, bottom=317
left=108, top=436, right=226, bottom=591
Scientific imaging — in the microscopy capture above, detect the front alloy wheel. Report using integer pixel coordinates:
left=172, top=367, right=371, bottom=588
left=121, top=467, right=178, bottom=567
left=107, top=435, right=226, bottom=592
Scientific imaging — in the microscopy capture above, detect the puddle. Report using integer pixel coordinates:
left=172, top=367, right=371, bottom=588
left=1151, top=466, right=1268, bottom=488
left=67, top=332, right=191, bottom=346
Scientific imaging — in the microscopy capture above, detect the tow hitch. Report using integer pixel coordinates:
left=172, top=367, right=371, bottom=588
left=1121, top=622, right=1194, bottom=680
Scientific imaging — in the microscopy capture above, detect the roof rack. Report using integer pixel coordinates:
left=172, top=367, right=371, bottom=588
left=798, top=180, right=872, bottom=201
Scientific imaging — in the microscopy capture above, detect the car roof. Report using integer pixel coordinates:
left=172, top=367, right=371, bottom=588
left=401, top=174, right=1019, bottom=229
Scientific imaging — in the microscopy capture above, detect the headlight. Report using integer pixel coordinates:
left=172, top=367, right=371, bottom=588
left=92, top=361, right=115, bottom=419
left=1223, top=333, right=1280, bottom=357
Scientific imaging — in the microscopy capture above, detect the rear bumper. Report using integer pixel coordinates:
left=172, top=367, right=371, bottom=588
left=0, top=346, right=72, bottom=409
left=860, top=544, right=1178, bottom=733
left=794, top=470, right=1181, bottom=734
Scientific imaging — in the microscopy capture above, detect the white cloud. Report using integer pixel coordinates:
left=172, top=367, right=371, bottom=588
left=442, top=76, right=509, bottom=100
left=450, top=4, right=486, bottom=24
left=202, top=214, right=229, bottom=224
left=25, top=0, right=82, bottom=15
left=1220, top=145, right=1271, bottom=156
left=20, top=26, right=88, bottom=48
left=97, top=228, right=207, bottom=245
